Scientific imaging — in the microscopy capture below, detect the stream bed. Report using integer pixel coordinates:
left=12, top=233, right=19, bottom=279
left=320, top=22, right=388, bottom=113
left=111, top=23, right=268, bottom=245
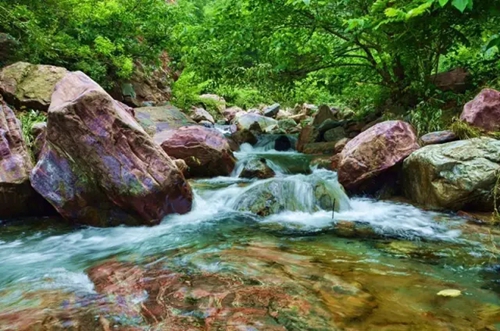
left=0, top=137, right=499, bottom=330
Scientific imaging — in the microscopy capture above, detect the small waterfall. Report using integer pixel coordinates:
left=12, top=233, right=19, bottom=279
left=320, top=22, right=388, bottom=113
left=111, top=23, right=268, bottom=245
left=232, top=134, right=311, bottom=177
left=227, top=169, right=351, bottom=215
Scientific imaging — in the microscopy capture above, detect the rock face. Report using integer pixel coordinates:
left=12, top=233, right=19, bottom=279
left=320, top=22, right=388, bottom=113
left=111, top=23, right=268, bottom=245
left=155, top=126, right=236, bottom=178
left=0, top=97, right=52, bottom=218
left=403, top=138, right=500, bottom=211
left=240, top=159, right=275, bottom=179
left=338, top=120, right=419, bottom=191
left=30, top=72, right=193, bottom=227
left=112, top=51, right=174, bottom=107
left=135, top=105, right=196, bottom=136
left=0, top=62, right=69, bottom=111
left=460, top=88, right=500, bottom=131
left=420, top=130, right=458, bottom=146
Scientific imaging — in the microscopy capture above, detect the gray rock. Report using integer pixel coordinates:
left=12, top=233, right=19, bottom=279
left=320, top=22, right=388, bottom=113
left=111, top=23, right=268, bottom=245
left=263, top=103, right=280, bottom=118
left=324, top=126, right=346, bottom=142
left=403, top=137, right=500, bottom=211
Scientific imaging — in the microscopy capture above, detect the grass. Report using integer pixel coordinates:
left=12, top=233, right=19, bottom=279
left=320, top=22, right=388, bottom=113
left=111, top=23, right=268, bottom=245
left=19, top=109, right=46, bottom=150
left=449, top=118, right=500, bottom=140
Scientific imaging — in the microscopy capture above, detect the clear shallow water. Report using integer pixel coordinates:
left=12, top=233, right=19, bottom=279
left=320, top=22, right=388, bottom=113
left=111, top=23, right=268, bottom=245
left=0, top=140, right=499, bottom=330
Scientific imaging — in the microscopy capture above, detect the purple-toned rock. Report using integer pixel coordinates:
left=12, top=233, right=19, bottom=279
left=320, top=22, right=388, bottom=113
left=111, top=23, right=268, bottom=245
left=0, top=97, right=52, bottom=218
left=155, top=126, right=236, bottom=178
left=460, top=88, right=500, bottom=131
left=30, top=72, right=193, bottom=227
left=31, top=122, right=47, bottom=161
left=338, top=120, right=419, bottom=191
left=420, top=130, right=458, bottom=146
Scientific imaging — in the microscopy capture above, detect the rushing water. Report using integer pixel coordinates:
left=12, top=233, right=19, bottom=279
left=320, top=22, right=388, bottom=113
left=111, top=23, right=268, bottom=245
left=0, top=136, right=499, bottom=330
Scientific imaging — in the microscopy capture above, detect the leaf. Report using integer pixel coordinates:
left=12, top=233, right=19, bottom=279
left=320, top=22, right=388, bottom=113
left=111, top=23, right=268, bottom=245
left=451, top=0, right=469, bottom=12
left=486, top=35, right=500, bottom=50
left=302, top=0, right=310, bottom=5
left=437, top=289, right=462, bottom=297
left=439, top=0, right=450, bottom=7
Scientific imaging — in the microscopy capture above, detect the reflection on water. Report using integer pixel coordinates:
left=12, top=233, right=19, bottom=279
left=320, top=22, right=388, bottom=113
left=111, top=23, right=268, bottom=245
left=0, top=140, right=499, bottom=330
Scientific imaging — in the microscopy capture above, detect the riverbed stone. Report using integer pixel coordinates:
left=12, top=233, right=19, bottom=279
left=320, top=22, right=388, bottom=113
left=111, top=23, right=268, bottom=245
left=338, top=120, right=419, bottom=192
left=313, top=105, right=338, bottom=126
left=30, top=71, right=193, bottom=227
left=324, top=126, right=345, bottom=142
left=155, top=125, right=236, bottom=178
left=263, top=103, right=280, bottom=118
left=420, top=130, right=458, bottom=146
left=0, top=62, right=69, bottom=112
left=190, top=107, right=215, bottom=124
left=460, top=88, right=500, bottom=131
left=403, top=137, right=500, bottom=211
left=135, top=104, right=196, bottom=136
left=234, top=113, right=278, bottom=133
left=240, top=159, right=275, bottom=179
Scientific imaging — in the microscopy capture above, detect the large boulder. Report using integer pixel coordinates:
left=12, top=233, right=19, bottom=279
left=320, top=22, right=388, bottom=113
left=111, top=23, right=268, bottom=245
left=135, top=104, right=196, bottom=136
left=155, top=126, right=236, bottom=178
left=338, top=120, right=419, bottom=191
left=460, top=88, right=500, bottom=131
left=403, top=137, right=500, bottom=211
left=0, top=62, right=69, bottom=111
left=0, top=97, right=52, bottom=218
left=30, top=72, right=193, bottom=227
left=234, top=113, right=278, bottom=133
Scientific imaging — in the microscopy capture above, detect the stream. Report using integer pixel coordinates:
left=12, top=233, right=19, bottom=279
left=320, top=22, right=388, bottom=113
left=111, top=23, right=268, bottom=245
left=0, top=135, right=499, bottom=330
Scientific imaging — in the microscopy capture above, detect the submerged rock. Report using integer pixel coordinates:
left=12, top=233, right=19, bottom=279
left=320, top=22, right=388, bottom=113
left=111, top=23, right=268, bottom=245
left=155, top=125, right=236, bottom=178
left=338, top=120, right=419, bottom=192
left=240, top=159, right=275, bottom=179
left=231, top=171, right=350, bottom=216
left=0, top=62, right=69, bottom=111
left=31, top=71, right=193, bottom=227
left=461, top=88, right=500, bottom=131
left=135, top=104, right=196, bottom=136
left=0, top=97, right=52, bottom=218
left=403, top=137, right=500, bottom=211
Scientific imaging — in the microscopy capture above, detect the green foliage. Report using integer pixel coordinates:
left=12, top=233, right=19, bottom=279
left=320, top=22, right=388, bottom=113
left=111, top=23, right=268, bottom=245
left=408, top=103, right=444, bottom=135
left=19, top=110, right=46, bottom=149
left=0, top=0, right=178, bottom=88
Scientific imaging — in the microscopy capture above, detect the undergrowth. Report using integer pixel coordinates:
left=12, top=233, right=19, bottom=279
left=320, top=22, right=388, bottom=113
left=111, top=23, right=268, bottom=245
left=19, top=109, right=46, bottom=148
